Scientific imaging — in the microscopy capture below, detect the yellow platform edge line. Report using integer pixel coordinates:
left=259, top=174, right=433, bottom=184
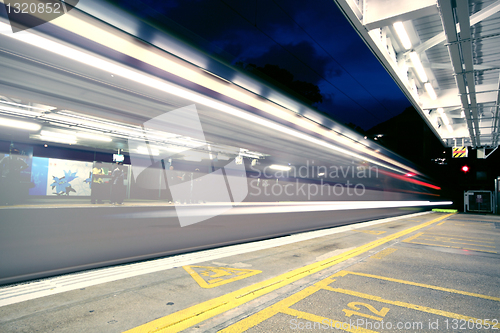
left=124, top=213, right=453, bottom=333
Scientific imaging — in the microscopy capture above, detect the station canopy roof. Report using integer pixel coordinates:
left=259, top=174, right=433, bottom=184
left=335, top=0, right=500, bottom=148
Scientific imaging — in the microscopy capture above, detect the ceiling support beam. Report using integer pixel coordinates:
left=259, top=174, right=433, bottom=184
left=438, top=0, right=476, bottom=147
left=363, top=0, right=437, bottom=30
left=493, top=73, right=500, bottom=146
left=415, top=0, right=500, bottom=54
left=455, top=0, right=481, bottom=147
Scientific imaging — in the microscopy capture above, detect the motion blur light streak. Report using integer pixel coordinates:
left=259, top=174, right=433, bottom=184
left=0, top=21, right=413, bottom=176
left=0, top=105, right=42, bottom=117
left=269, top=164, right=292, bottom=171
left=0, top=116, right=41, bottom=131
left=114, top=201, right=453, bottom=219
left=378, top=169, right=441, bottom=190
left=0, top=18, right=420, bottom=176
left=0, top=100, right=53, bottom=111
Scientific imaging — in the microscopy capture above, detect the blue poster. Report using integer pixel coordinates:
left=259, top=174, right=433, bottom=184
left=29, top=157, right=49, bottom=195
left=46, top=158, right=92, bottom=196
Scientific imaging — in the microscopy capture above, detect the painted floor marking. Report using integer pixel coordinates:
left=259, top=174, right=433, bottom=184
left=436, top=219, right=448, bottom=226
left=421, top=233, right=494, bottom=241
left=220, top=270, right=500, bottom=332
left=218, top=284, right=377, bottom=333
left=354, top=230, right=386, bottom=235
left=183, top=266, right=262, bottom=288
left=418, top=237, right=496, bottom=248
left=325, top=287, right=499, bottom=329
left=339, top=271, right=500, bottom=302
left=369, top=248, right=397, bottom=259
left=124, top=213, right=453, bottom=332
left=403, top=232, right=497, bottom=253
left=454, top=223, right=494, bottom=228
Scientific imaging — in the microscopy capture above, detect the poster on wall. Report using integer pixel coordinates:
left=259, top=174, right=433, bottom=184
left=46, top=158, right=93, bottom=196
left=29, top=156, right=49, bottom=195
left=30, top=157, right=93, bottom=196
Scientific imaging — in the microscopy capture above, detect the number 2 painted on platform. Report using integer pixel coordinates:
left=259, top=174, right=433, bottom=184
left=342, top=302, right=390, bottom=321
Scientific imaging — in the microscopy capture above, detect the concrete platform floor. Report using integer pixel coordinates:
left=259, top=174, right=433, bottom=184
left=0, top=212, right=499, bottom=332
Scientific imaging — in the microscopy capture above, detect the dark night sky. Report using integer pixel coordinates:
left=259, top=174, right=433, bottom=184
left=107, top=0, right=412, bottom=130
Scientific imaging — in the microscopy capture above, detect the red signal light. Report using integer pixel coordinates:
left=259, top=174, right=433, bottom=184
left=461, top=165, right=469, bottom=173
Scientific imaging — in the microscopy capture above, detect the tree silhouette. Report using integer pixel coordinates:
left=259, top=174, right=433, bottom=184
left=236, top=63, right=323, bottom=105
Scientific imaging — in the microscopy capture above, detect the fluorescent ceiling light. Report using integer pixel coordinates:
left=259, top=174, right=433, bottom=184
left=441, top=115, right=449, bottom=126
left=424, top=83, right=437, bottom=100
left=437, top=108, right=451, bottom=127
left=393, top=22, right=412, bottom=50
left=269, top=164, right=291, bottom=171
left=76, top=132, right=112, bottom=142
left=0, top=21, right=421, bottom=176
left=409, top=52, right=428, bottom=82
left=136, top=146, right=159, bottom=156
left=318, top=172, right=325, bottom=176
left=40, top=136, right=77, bottom=145
left=0, top=117, right=41, bottom=131
left=40, top=130, right=76, bottom=141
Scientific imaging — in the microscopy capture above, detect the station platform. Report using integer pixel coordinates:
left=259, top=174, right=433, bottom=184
left=1, top=212, right=499, bottom=332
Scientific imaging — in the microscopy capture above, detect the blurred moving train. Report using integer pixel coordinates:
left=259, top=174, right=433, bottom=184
left=0, top=1, right=451, bottom=285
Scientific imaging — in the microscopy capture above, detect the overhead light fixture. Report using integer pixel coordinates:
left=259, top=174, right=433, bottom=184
left=0, top=117, right=41, bottom=131
left=318, top=172, right=325, bottom=176
left=424, top=83, right=437, bottom=100
left=136, top=146, right=159, bottom=156
left=409, top=52, right=428, bottom=82
left=40, top=130, right=77, bottom=141
left=40, top=135, right=77, bottom=145
left=76, top=132, right=112, bottom=142
left=437, top=108, right=453, bottom=133
left=269, top=164, right=291, bottom=171
left=393, top=22, right=412, bottom=50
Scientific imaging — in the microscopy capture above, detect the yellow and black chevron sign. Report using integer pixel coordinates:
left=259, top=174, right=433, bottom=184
left=452, top=146, right=467, bottom=158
